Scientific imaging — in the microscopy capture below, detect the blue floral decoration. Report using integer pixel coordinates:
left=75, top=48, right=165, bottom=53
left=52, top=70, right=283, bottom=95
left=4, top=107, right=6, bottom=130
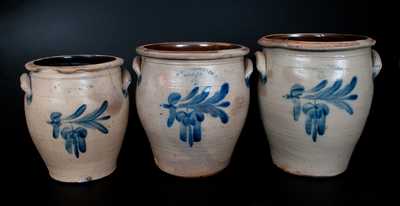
left=161, top=83, right=231, bottom=147
left=47, top=101, right=110, bottom=158
left=284, top=76, right=358, bottom=142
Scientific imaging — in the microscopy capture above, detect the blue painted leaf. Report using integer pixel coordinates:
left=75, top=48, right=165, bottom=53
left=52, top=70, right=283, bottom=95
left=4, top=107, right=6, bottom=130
left=302, top=103, right=315, bottom=114
left=216, top=108, right=229, bottom=124
left=161, top=104, right=173, bottom=109
left=97, top=115, right=111, bottom=120
left=290, top=84, right=305, bottom=97
left=341, top=94, right=358, bottom=100
left=65, top=138, right=73, bottom=154
left=78, top=137, right=86, bottom=153
left=292, top=99, right=301, bottom=121
left=307, top=80, right=328, bottom=93
left=217, top=101, right=230, bottom=107
left=331, top=101, right=354, bottom=115
left=180, top=124, right=187, bottom=142
left=317, top=114, right=326, bottom=136
left=50, top=112, right=62, bottom=120
left=64, top=104, right=86, bottom=120
left=318, top=79, right=343, bottom=98
left=197, top=104, right=229, bottom=123
left=167, top=109, right=176, bottom=127
left=75, top=127, right=87, bottom=138
left=305, top=115, right=312, bottom=136
left=73, top=137, right=79, bottom=158
left=312, top=118, right=318, bottom=142
left=182, top=115, right=192, bottom=126
left=61, top=127, right=73, bottom=140
left=204, top=83, right=229, bottom=104
left=188, top=126, right=194, bottom=147
left=176, top=111, right=186, bottom=122
left=318, top=103, right=330, bottom=115
left=181, top=87, right=199, bottom=101
left=78, top=121, right=109, bottom=134
left=168, top=93, right=181, bottom=104
left=331, top=77, right=357, bottom=98
left=78, top=101, right=108, bottom=122
left=53, top=125, right=60, bottom=139
left=193, top=121, right=201, bottom=142
left=186, top=87, right=211, bottom=105
left=196, top=112, right=205, bottom=122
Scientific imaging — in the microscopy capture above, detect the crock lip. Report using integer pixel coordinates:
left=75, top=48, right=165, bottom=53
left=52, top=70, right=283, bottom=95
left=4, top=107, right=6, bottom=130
left=136, top=42, right=249, bottom=60
left=25, top=54, right=124, bottom=73
left=258, top=33, right=376, bottom=51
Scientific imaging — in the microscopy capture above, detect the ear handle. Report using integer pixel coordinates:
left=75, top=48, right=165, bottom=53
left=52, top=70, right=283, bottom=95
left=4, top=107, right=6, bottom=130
left=244, top=58, right=254, bottom=88
left=372, top=49, right=382, bottom=78
left=20, top=73, right=32, bottom=104
left=132, top=56, right=142, bottom=85
left=122, top=68, right=132, bottom=97
left=255, top=51, right=268, bottom=84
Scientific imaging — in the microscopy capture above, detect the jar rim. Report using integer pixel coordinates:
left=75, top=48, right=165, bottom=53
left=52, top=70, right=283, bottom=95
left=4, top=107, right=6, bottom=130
left=25, top=55, right=124, bottom=73
left=258, top=33, right=376, bottom=51
left=136, top=42, right=249, bottom=60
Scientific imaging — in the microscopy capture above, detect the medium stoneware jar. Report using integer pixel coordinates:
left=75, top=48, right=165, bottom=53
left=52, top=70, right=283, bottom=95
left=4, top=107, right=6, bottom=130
left=20, top=55, right=131, bottom=182
left=256, top=34, right=382, bottom=176
left=134, top=42, right=253, bottom=177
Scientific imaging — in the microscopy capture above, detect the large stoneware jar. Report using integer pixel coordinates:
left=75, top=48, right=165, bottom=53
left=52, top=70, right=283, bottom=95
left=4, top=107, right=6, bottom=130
left=256, top=34, right=382, bottom=176
left=134, top=42, right=253, bottom=177
left=20, top=55, right=131, bottom=182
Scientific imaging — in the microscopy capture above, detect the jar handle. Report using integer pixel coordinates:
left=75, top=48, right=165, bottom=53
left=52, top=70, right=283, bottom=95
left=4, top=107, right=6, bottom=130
left=255, top=51, right=268, bottom=84
left=20, top=73, right=32, bottom=104
left=372, top=49, right=382, bottom=78
left=122, top=68, right=132, bottom=97
left=244, top=58, right=254, bottom=88
left=132, top=56, right=142, bottom=85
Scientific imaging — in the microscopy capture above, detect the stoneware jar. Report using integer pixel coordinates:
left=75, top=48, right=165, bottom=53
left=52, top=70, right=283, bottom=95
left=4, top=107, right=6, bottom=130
left=20, top=55, right=131, bottom=182
left=256, top=33, right=382, bottom=176
left=134, top=42, right=252, bottom=177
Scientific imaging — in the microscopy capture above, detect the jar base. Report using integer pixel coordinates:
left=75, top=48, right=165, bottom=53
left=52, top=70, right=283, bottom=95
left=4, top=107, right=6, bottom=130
left=48, top=165, right=117, bottom=183
left=154, top=158, right=228, bottom=178
left=273, top=161, right=346, bottom=177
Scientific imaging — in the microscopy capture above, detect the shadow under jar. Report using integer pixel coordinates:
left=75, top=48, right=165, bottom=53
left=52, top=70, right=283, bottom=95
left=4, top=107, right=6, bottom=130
left=255, top=33, right=382, bottom=177
left=134, top=42, right=253, bottom=177
left=20, top=55, right=132, bottom=183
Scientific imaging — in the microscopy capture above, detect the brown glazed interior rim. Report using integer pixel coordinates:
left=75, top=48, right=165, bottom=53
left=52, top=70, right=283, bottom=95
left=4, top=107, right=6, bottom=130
left=137, top=42, right=249, bottom=59
left=258, top=33, right=375, bottom=50
left=143, top=42, right=242, bottom=51
left=25, top=55, right=124, bottom=73
left=33, top=55, right=117, bottom=67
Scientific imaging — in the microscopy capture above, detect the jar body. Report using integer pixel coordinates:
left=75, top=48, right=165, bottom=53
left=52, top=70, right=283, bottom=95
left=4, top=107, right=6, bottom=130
left=24, top=67, right=129, bottom=182
left=136, top=57, right=249, bottom=177
left=258, top=48, right=375, bottom=176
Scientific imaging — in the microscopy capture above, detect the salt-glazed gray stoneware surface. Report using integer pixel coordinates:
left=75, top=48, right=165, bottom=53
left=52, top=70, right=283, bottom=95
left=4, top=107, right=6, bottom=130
left=20, top=55, right=131, bottom=182
left=134, top=42, right=253, bottom=177
left=255, top=33, right=382, bottom=177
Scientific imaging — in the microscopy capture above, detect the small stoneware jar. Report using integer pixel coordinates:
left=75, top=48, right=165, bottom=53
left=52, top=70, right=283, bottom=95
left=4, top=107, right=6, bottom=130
left=134, top=42, right=253, bottom=177
left=20, top=55, right=131, bottom=182
left=256, top=34, right=382, bottom=176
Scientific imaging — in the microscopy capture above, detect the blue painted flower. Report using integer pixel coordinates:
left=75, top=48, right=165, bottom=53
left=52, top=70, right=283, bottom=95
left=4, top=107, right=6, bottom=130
left=284, top=76, right=358, bottom=142
left=61, top=126, right=87, bottom=158
left=47, top=101, right=110, bottom=158
left=49, top=112, right=62, bottom=138
left=161, top=83, right=230, bottom=147
left=302, top=103, right=329, bottom=142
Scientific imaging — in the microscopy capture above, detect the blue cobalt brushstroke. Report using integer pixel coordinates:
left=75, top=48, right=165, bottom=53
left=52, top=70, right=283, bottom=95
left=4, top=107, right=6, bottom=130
left=161, top=83, right=231, bottom=147
left=48, top=101, right=110, bottom=158
left=284, top=76, right=358, bottom=142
